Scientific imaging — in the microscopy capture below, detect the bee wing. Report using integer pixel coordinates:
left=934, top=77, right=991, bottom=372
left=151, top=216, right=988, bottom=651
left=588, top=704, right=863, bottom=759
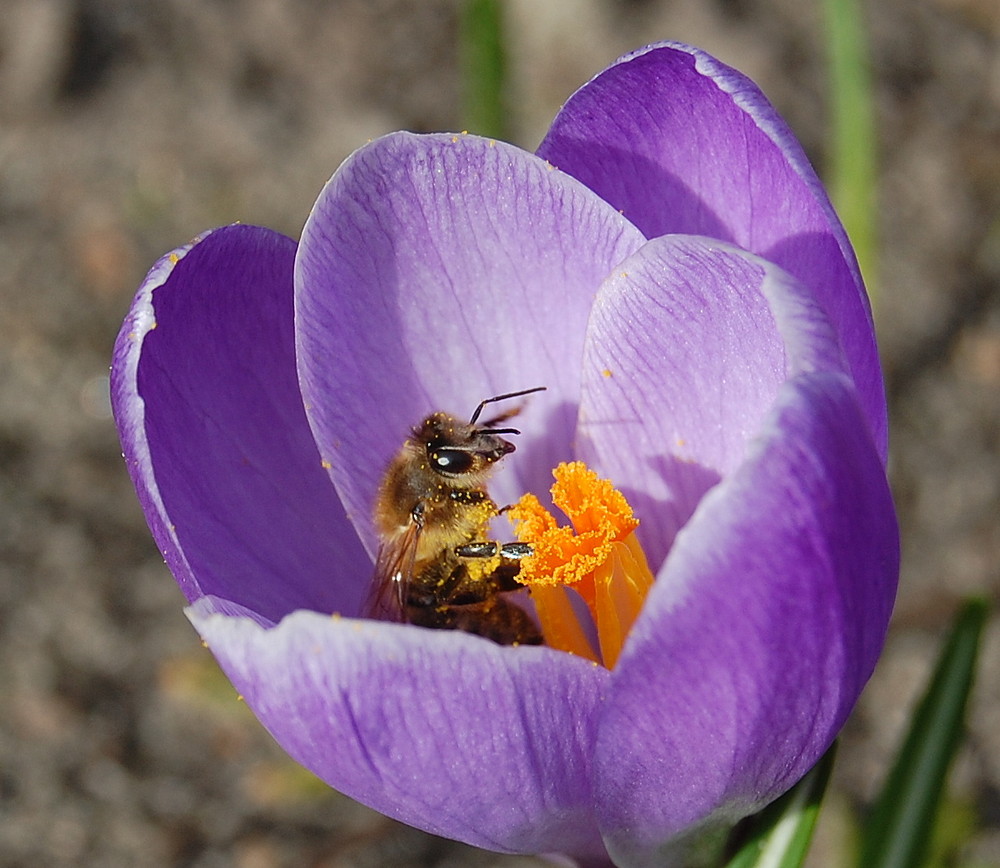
left=365, top=521, right=421, bottom=622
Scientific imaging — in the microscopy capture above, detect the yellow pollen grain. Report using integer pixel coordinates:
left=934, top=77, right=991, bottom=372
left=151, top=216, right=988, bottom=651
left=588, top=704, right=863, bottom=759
left=169, top=253, right=179, bottom=264
left=602, top=368, right=613, bottom=379
left=321, top=459, right=332, bottom=469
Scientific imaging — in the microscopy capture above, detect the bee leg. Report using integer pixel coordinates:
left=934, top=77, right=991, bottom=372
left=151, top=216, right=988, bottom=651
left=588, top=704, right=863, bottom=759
left=454, top=541, right=532, bottom=559
left=454, top=541, right=532, bottom=592
left=454, top=541, right=500, bottom=559
left=499, top=542, right=532, bottom=559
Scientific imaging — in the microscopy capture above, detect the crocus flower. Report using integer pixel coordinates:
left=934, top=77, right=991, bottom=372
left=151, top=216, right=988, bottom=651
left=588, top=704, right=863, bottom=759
left=112, top=43, right=898, bottom=868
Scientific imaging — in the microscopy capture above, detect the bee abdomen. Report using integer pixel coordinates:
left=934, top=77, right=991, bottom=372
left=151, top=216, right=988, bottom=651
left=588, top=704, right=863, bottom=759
left=407, top=597, right=542, bottom=646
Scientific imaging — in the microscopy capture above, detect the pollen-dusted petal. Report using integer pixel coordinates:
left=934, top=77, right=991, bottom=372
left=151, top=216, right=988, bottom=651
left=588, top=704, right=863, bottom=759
left=538, top=42, right=886, bottom=461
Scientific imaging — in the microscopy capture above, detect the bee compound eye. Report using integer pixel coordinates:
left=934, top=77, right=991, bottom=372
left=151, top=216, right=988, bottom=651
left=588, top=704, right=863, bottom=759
left=430, top=448, right=474, bottom=474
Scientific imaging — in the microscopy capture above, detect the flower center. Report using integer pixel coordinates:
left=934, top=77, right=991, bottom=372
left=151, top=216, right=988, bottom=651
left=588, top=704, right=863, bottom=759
left=508, top=461, right=655, bottom=668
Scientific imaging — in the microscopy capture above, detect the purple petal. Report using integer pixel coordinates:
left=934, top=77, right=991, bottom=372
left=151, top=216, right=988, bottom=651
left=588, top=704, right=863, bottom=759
left=577, top=235, right=846, bottom=567
left=294, top=132, right=645, bottom=552
left=594, top=372, right=897, bottom=866
left=111, top=225, right=370, bottom=622
left=538, top=43, right=887, bottom=461
left=189, top=597, right=611, bottom=860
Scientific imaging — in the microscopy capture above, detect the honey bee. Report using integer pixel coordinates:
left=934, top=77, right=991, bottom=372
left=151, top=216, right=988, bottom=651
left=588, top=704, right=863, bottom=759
left=366, top=387, right=545, bottom=646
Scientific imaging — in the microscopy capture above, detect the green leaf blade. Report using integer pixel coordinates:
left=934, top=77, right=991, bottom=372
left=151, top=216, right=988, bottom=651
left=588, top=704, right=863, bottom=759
left=821, top=0, right=879, bottom=307
left=459, top=0, right=507, bottom=140
left=858, top=599, right=989, bottom=868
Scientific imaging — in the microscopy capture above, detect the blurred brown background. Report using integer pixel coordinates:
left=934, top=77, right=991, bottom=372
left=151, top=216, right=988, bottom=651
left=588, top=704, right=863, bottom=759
left=1, top=0, right=998, bottom=866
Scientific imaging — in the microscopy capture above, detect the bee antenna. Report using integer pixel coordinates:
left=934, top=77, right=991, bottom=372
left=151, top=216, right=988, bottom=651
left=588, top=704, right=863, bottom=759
left=480, top=426, right=520, bottom=436
left=469, top=386, right=546, bottom=425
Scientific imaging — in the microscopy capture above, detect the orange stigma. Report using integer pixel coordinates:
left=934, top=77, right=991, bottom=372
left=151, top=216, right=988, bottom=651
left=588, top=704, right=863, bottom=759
left=509, top=462, right=655, bottom=668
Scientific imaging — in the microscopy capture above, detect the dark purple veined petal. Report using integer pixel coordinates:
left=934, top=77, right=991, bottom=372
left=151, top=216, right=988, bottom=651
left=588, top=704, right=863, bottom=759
left=111, top=225, right=370, bottom=622
left=593, top=371, right=897, bottom=867
left=576, top=234, right=847, bottom=568
left=188, top=595, right=612, bottom=860
left=538, top=42, right=887, bottom=463
left=294, top=132, right=645, bottom=553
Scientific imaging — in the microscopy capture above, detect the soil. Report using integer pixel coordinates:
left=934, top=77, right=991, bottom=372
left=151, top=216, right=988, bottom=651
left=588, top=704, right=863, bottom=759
left=1, top=1, right=998, bottom=866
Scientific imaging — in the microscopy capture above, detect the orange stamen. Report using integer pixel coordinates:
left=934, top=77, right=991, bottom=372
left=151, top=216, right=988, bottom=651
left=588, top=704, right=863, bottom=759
left=509, top=462, right=656, bottom=668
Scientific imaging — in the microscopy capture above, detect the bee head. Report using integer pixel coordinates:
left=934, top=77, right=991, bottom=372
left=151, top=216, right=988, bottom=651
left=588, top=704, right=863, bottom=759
left=417, top=413, right=516, bottom=482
